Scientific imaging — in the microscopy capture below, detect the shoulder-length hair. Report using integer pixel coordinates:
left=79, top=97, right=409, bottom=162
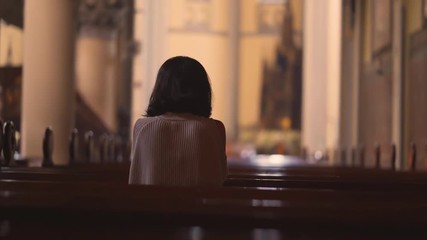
left=145, top=56, right=212, bottom=117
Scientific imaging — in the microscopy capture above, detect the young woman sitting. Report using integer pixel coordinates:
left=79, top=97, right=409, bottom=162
left=129, top=56, right=227, bottom=186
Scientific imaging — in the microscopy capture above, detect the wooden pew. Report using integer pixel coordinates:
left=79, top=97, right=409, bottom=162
left=1, top=170, right=427, bottom=198
left=2, top=127, right=427, bottom=238
left=0, top=163, right=129, bottom=183
left=226, top=162, right=427, bottom=190
left=0, top=125, right=129, bottom=183
left=4, top=162, right=427, bottom=191
left=224, top=175, right=427, bottom=191
left=2, top=125, right=426, bottom=192
left=3, top=145, right=427, bottom=190
left=2, top=181, right=427, bottom=238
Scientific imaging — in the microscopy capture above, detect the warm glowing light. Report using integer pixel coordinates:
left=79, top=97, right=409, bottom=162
left=250, top=154, right=302, bottom=167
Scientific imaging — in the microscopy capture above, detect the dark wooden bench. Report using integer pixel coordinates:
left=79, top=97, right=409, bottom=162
left=4, top=163, right=427, bottom=191
left=2, top=124, right=427, bottom=191
left=2, top=180, right=427, bottom=239
left=226, top=160, right=427, bottom=190
left=1, top=125, right=426, bottom=199
left=0, top=162, right=129, bottom=182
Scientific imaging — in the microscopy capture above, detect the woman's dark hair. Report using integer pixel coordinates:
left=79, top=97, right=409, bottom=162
left=145, top=56, right=212, bottom=117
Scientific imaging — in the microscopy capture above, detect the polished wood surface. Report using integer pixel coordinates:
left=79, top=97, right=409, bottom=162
left=1, top=180, right=427, bottom=239
left=3, top=161, right=427, bottom=190
left=2, top=157, right=427, bottom=238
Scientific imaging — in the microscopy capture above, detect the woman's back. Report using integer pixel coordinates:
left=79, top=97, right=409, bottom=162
left=129, top=112, right=227, bottom=186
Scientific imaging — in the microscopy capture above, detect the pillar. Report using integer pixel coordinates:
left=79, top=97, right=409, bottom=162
left=302, top=0, right=342, bottom=162
left=392, top=0, right=403, bottom=168
left=133, top=0, right=168, bottom=126
left=76, top=36, right=118, bottom=132
left=22, top=0, right=76, bottom=165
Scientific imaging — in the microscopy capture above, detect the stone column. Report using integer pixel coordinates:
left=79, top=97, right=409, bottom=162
left=391, top=0, right=403, bottom=168
left=131, top=0, right=146, bottom=127
left=227, top=0, right=240, bottom=140
left=76, top=36, right=118, bottom=132
left=76, top=0, right=129, bottom=134
left=302, top=0, right=342, bottom=163
left=21, top=0, right=76, bottom=165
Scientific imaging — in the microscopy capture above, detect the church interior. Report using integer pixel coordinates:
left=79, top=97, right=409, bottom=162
left=1, top=0, right=427, bottom=239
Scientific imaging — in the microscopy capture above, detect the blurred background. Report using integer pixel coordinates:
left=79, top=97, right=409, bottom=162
left=0, top=0, right=426, bottom=169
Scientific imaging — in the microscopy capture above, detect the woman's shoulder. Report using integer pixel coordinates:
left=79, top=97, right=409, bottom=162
left=133, top=117, right=160, bottom=136
left=207, top=118, right=225, bottom=138
left=135, top=116, right=159, bottom=127
left=134, top=114, right=224, bottom=131
left=211, top=118, right=225, bottom=128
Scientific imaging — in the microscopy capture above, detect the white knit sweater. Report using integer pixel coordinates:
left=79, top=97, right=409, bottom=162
left=129, top=112, right=227, bottom=186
